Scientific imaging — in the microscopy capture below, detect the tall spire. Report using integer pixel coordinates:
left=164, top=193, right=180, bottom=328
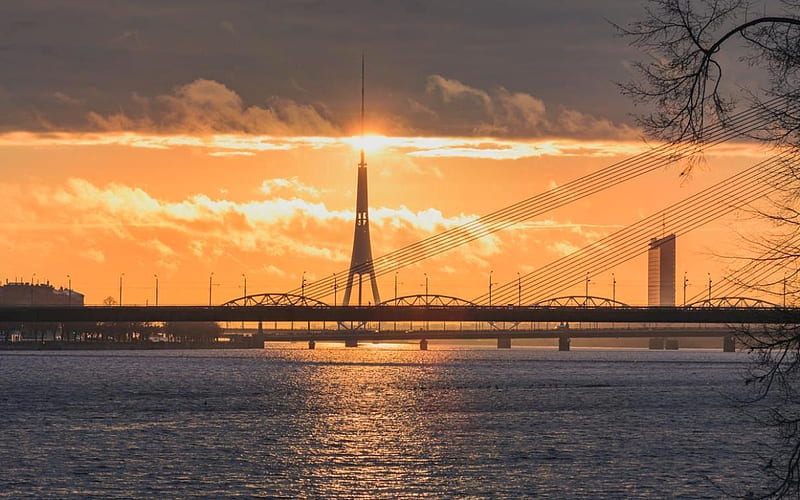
left=342, top=54, right=381, bottom=306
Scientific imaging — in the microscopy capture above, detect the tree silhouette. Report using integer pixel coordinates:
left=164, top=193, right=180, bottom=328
left=620, top=1, right=800, bottom=497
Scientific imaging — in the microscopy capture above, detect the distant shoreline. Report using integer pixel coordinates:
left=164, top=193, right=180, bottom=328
left=0, top=341, right=262, bottom=351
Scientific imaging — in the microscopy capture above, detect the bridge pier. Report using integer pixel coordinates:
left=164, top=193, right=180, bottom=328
left=664, top=339, right=679, bottom=350
left=723, top=335, right=736, bottom=353
left=649, top=338, right=664, bottom=350
left=497, top=336, right=511, bottom=349
left=344, top=338, right=358, bottom=348
left=258, top=321, right=263, bottom=335
left=308, top=340, right=316, bottom=350
left=420, top=339, right=428, bottom=351
left=558, top=335, right=570, bottom=351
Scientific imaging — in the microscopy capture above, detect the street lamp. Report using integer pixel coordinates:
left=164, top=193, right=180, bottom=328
left=683, top=272, right=689, bottom=306
left=517, top=271, right=521, bottom=306
left=154, top=274, right=159, bottom=306
left=301, top=271, right=307, bottom=298
left=424, top=273, right=429, bottom=303
left=612, top=273, right=616, bottom=304
left=30, top=273, right=36, bottom=304
left=242, top=273, right=247, bottom=300
left=209, top=272, right=214, bottom=306
left=67, top=274, right=72, bottom=307
left=489, top=270, right=493, bottom=307
left=707, top=273, right=712, bottom=301
left=332, top=273, right=338, bottom=306
left=119, top=273, right=125, bottom=306
left=585, top=273, right=591, bottom=299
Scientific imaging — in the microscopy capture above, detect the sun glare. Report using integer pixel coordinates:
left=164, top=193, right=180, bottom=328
left=347, top=134, right=392, bottom=154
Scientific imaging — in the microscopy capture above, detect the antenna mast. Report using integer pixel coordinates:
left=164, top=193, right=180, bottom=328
left=360, top=53, right=366, bottom=167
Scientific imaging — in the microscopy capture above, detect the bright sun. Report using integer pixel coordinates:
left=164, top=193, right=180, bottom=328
left=347, top=134, right=391, bottom=153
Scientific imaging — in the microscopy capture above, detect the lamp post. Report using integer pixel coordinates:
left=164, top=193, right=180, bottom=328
left=489, top=270, right=493, bottom=307
left=67, top=274, right=72, bottom=306
left=683, top=272, right=689, bottom=306
left=585, top=273, right=591, bottom=299
left=30, top=273, right=36, bottom=304
left=301, top=271, right=307, bottom=298
left=612, top=273, right=616, bottom=304
left=242, top=273, right=247, bottom=300
left=209, top=272, right=214, bottom=306
left=517, top=272, right=521, bottom=306
left=707, top=273, right=712, bottom=301
left=119, top=273, right=124, bottom=306
left=332, top=273, right=338, bottom=307
left=154, top=274, right=159, bottom=306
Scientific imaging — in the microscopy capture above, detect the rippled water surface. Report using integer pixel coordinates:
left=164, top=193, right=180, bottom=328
left=0, top=347, right=778, bottom=498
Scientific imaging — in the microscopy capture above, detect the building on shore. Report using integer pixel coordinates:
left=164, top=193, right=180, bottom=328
left=648, top=234, right=676, bottom=306
left=0, top=281, right=84, bottom=306
left=0, top=281, right=85, bottom=341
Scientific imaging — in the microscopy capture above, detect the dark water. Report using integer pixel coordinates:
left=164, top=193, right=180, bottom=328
left=0, top=347, right=778, bottom=498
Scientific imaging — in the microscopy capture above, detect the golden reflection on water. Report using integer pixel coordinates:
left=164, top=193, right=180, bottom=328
left=290, top=347, right=450, bottom=496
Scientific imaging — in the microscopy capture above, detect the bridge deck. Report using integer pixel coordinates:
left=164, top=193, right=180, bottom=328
left=0, top=305, right=794, bottom=324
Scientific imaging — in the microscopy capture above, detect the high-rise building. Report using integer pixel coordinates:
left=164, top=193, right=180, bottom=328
left=648, top=234, right=676, bottom=306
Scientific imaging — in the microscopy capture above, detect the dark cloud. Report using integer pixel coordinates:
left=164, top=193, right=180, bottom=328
left=0, top=0, right=645, bottom=136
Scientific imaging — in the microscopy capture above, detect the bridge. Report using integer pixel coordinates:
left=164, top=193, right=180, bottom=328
left=1, top=292, right=795, bottom=351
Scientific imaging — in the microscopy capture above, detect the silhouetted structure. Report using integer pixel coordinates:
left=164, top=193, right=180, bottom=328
left=648, top=234, right=676, bottom=306
left=342, top=56, right=380, bottom=306
left=0, top=281, right=83, bottom=306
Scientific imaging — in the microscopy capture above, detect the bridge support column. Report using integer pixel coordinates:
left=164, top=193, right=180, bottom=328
left=308, top=340, right=316, bottom=350
left=345, top=338, right=358, bottom=348
left=723, top=335, right=736, bottom=353
left=497, top=336, right=511, bottom=349
left=558, top=335, right=570, bottom=351
left=420, top=339, right=428, bottom=351
left=649, top=338, right=664, bottom=350
left=258, top=321, right=263, bottom=335
left=664, top=339, right=679, bottom=350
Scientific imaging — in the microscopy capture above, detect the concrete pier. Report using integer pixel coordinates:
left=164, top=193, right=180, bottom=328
left=420, top=339, right=428, bottom=351
left=723, top=335, right=736, bottom=353
left=344, top=338, right=358, bottom=348
left=664, top=339, right=679, bottom=350
left=308, top=340, right=316, bottom=350
left=497, top=336, right=511, bottom=349
left=558, top=335, right=570, bottom=351
left=649, top=338, right=665, bottom=350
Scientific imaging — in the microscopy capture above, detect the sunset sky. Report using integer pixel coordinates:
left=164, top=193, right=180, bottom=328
left=0, top=1, right=783, bottom=306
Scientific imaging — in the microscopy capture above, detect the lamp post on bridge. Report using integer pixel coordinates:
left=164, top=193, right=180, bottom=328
left=707, top=273, right=712, bottom=302
left=488, top=270, right=493, bottom=307
left=612, top=273, right=616, bottom=305
left=119, top=273, right=124, bottom=306
left=301, top=271, right=307, bottom=299
left=154, top=274, right=158, bottom=306
left=67, top=274, right=71, bottom=307
left=584, top=273, right=591, bottom=302
left=208, top=272, right=214, bottom=306
left=517, top=272, right=521, bottom=307
left=332, top=273, right=338, bottom=307
left=30, top=273, right=35, bottom=305
left=683, top=272, right=689, bottom=307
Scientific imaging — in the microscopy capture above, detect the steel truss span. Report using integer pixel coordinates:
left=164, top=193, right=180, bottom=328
left=533, top=296, right=629, bottom=308
left=378, top=294, right=478, bottom=307
left=222, top=293, right=329, bottom=308
left=686, top=296, right=779, bottom=309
